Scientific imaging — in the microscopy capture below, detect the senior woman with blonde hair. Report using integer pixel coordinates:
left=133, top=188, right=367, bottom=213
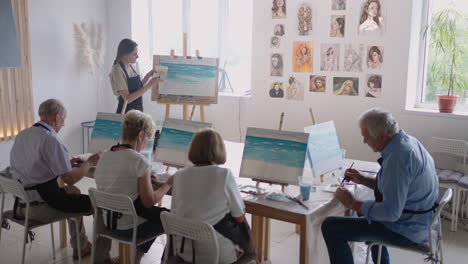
left=94, top=110, right=173, bottom=264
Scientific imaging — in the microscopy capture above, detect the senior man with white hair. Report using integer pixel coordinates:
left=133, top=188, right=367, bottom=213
left=321, top=108, right=439, bottom=264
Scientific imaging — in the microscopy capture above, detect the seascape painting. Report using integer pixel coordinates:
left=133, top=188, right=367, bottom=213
left=240, top=127, right=309, bottom=185
left=154, top=118, right=213, bottom=167
left=88, top=112, right=124, bottom=153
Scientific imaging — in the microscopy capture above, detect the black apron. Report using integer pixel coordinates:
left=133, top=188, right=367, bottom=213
left=116, top=62, right=144, bottom=114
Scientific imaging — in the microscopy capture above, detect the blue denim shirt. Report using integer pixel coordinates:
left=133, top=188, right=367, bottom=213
left=361, top=130, right=439, bottom=244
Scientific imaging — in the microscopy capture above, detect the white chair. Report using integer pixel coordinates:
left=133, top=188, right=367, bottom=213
left=430, top=137, right=468, bottom=231
left=160, top=211, right=256, bottom=264
left=88, top=188, right=162, bottom=264
left=365, top=188, right=453, bottom=264
left=0, top=176, right=82, bottom=264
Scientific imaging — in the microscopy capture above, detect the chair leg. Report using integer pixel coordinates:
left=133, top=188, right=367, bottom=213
left=73, top=218, right=82, bottom=264
left=21, top=226, right=28, bottom=264
left=131, top=245, right=136, bottom=264
left=377, top=245, right=382, bottom=264
left=50, top=223, right=56, bottom=260
left=365, top=244, right=372, bottom=264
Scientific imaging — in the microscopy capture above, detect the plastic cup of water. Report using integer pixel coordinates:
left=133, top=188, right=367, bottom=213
left=298, top=177, right=312, bottom=201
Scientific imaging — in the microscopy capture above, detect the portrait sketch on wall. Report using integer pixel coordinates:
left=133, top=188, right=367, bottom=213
left=270, top=82, right=284, bottom=98
left=274, top=24, right=285, bottom=36
left=271, top=36, right=280, bottom=48
left=293, top=41, right=313, bottom=73
left=270, top=53, right=283, bottom=77
left=310, top=75, right=326, bottom=93
left=297, top=3, right=312, bottom=35
left=333, top=77, right=359, bottom=96
left=367, top=46, right=384, bottom=70
left=344, top=44, right=363, bottom=72
left=365, top=74, right=382, bottom=98
left=286, top=76, right=304, bottom=101
left=320, top=43, right=340, bottom=71
left=272, top=0, right=287, bottom=19
left=330, top=15, right=345, bottom=38
left=358, top=0, right=384, bottom=35
left=332, top=0, right=346, bottom=10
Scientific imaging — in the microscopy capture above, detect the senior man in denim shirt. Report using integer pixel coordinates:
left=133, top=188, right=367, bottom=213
left=321, top=108, right=439, bottom=264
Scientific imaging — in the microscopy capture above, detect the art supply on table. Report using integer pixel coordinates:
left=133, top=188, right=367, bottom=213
left=239, top=185, right=266, bottom=195
left=298, top=176, right=312, bottom=201
left=265, top=193, right=309, bottom=210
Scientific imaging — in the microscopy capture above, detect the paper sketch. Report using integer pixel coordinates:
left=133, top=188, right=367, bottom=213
left=88, top=112, right=124, bottom=153
left=310, top=75, right=326, bottom=93
left=344, top=44, right=363, bottom=72
left=293, top=41, right=313, bottom=73
left=330, top=15, right=345, bottom=38
left=271, top=53, right=283, bottom=77
left=365, top=74, right=382, bottom=98
left=332, top=0, right=346, bottom=10
left=274, top=24, right=285, bottom=36
left=297, top=3, right=312, bottom=35
left=358, top=0, right=384, bottom=34
left=271, top=36, right=281, bottom=48
left=367, top=46, right=384, bottom=70
left=154, top=118, right=213, bottom=167
left=240, top=127, right=309, bottom=185
left=304, top=121, right=344, bottom=177
left=270, top=82, right=284, bottom=98
left=333, top=77, right=359, bottom=96
left=286, top=77, right=304, bottom=101
left=272, top=0, right=287, bottom=19
left=320, top=44, right=340, bottom=71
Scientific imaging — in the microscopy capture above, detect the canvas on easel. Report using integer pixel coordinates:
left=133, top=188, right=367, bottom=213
left=239, top=127, right=309, bottom=185
left=152, top=55, right=219, bottom=104
left=88, top=112, right=124, bottom=153
left=304, top=121, right=344, bottom=177
left=154, top=118, right=213, bottom=167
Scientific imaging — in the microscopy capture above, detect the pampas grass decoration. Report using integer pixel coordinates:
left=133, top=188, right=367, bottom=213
left=73, top=22, right=105, bottom=74
left=94, top=24, right=105, bottom=68
left=73, top=23, right=95, bottom=73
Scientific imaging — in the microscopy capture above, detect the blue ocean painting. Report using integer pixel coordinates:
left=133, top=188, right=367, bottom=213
left=161, top=62, right=217, bottom=84
left=243, top=136, right=308, bottom=168
left=158, top=128, right=195, bottom=153
left=91, top=119, right=122, bottom=141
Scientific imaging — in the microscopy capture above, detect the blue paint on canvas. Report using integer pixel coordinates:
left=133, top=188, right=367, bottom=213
left=307, top=130, right=341, bottom=162
left=161, top=63, right=217, bottom=84
left=91, top=119, right=122, bottom=141
left=243, top=136, right=307, bottom=168
left=158, top=128, right=195, bottom=152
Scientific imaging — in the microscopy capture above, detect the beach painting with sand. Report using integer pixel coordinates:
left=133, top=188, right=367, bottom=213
left=240, top=127, right=309, bottom=185
left=88, top=112, right=124, bottom=153
left=304, top=121, right=343, bottom=177
left=155, top=118, right=213, bottom=167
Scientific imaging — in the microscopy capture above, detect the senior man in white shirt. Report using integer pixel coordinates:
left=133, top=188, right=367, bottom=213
left=10, top=98, right=100, bottom=260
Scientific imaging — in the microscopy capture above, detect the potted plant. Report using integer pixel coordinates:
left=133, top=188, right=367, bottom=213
left=423, top=7, right=467, bottom=113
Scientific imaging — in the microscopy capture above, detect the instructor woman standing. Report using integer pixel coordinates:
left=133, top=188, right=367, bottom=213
left=109, top=39, right=159, bottom=113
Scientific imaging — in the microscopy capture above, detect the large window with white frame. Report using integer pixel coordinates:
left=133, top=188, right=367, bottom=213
left=416, top=0, right=468, bottom=112
left=150, top=0, right=253, bottom=95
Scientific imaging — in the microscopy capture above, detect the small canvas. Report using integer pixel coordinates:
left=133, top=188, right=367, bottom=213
left=88, top=112, right=124, bottom=153
left=154, top=118, right=213, bottom=167
left=304, top=121, right=343, bottom=177
left=240, top=127, right=309, bottom=185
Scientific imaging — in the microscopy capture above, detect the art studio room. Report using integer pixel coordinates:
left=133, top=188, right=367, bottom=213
left=1, top=0, right=468, bottom=263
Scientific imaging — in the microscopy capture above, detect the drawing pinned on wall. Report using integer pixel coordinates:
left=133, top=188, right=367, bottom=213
left=320, top=43, right=340, bottom=71
left=344, top=44, right=363, bottom=72
left=304, top=121, right=344, bottom=177
left=332, top=0, right=346, bottom=10
left=287, top=76, right=304, bottom=101
left=293, top=41, right=313, bottom=72
left=358, top=0, right=384, bottom=35
left=88, top=112, right=124, bottom=153
left=152, top=55, right=219, bottom=104
left=274, top=24, right=285, bottom=36
left=333, top=77, right=359, bottom=96
left=365, top=74, right=382, bottom=98
left=297, top=3, right=312, bottom=35
left=240, top=127, right=309, bottom=185
left=154, top=118, right=213, bottom=167
left=310, top=75, right=326, bottom=93
left=270, top=53, right=283, bottom=77
left=272, top=0, right=287, bottom=19
left=330, top=15, right=345, bottom=38
left=367, top=46, right=384, bottom=70
left=270, top=82, right=285, bottom=98
left=271, top=36, right=281, bottom=48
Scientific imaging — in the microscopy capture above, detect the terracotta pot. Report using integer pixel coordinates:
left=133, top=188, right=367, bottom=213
left=437, top=95, right=459, bottom=113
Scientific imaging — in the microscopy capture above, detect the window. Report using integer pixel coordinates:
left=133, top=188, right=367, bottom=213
left=150, top=0, right=253, bottom=95
left=417, top=0, right=468, bottom=111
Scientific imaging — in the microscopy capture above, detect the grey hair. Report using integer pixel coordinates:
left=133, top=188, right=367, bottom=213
left=38, top=99, right=66, bottom=118
left=358, top=108, right=399, bottom=138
